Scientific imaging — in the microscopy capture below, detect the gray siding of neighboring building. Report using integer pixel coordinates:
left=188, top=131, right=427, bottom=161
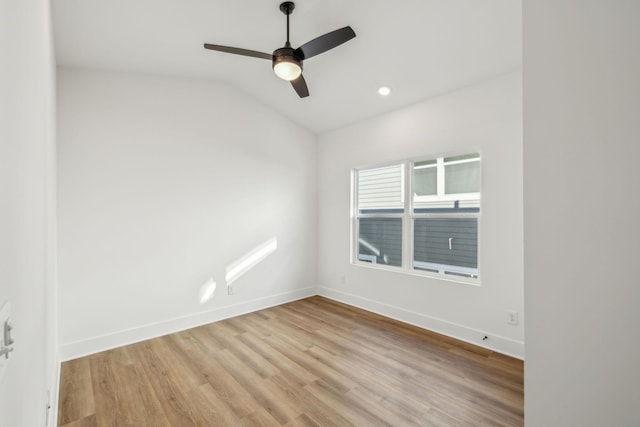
left=358, top=218, right=402, bottom=267
left=413, top=218, right=478, bottom=269
left=358, top=217, right=478, bottom=270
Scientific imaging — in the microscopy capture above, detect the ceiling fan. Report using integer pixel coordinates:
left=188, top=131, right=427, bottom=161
left=203, top=1, right=356, bottom=98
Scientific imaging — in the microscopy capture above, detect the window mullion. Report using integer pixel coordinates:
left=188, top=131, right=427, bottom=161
left=351, top=169, right=358, bottom=264
left=404, top=160, right=413, bottom=271
left=436, top=157, right=445, bottom=196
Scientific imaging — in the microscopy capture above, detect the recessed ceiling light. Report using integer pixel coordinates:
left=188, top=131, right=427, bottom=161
left=378, top=86, right=391, bottom=96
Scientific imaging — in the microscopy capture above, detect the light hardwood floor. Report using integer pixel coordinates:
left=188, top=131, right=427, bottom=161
left=58, top=296, right=524, bottom=426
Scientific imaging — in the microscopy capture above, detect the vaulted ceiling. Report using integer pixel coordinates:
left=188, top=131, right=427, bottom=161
left=53, top=0, right=521, bottom=133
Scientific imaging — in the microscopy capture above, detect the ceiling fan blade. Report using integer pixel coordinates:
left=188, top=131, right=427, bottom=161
left=294, top=26, right=356, bottom=60
left=291, top=74, right=309, bottom=98
left=204, top=44, right=272, bottom=60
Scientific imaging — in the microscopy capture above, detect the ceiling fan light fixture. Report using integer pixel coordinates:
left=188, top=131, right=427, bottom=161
left=273, top=55, right=302, bottom=81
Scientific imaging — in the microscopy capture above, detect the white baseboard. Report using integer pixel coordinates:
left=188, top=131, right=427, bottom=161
left=59, top=285, right=523, bottom=361
left=317, top=286, right=524, bottom=360
left=59, top=287, right=316, bottom=361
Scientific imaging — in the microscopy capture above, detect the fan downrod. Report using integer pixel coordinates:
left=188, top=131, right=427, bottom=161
left=280, top=2, right=295, bottom=16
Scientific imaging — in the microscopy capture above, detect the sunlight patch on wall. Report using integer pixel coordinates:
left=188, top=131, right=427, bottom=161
left=198, top=278, right=217, bottom=304
left=225, top=237, right=278, bottom=286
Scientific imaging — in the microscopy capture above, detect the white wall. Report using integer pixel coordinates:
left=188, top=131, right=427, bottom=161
left=317, top=72, right=524, bottom=357
left=57, top=68, right=317, bottom=359
left=523, top=1, right=640, bottom=425
left=0, top=0, right=58, bottom=425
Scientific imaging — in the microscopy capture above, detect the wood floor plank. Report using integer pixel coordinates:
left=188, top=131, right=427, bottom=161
left=126, top=362, right=172, bottom=427
left=168, top=332, right=260, bottom=419
left=284, top=413, right=320, bottom=427
left=345, top=385, right=423, bottom=426
left=239, top=407, right=281, bottom=427
left=305, top=379, right=390, bottom=426
left=270, top=373, right=355, bottom=427
left=221, top=333, right=280, bottom=379
left=266, top=333, right=357, bottom=393
left=58, top=357, right=95, bottom=425
left=89, top=351, right=149, bottom=427
left=126, top=341, right=206, bottom=426
left=60, top=414, right=97, bottom=427
left=59, top=296, right=524, bottom=426
left=153, top=336, right=209, bottom=393
left=212, top=348, right=302, bottom=424
left=236, top=331, right=317, bottom=387
left=186, top=383, right=240, bottom=427
left=187, top=325, right=227, bottom=353
left=241, top=312, right=277, bottom=338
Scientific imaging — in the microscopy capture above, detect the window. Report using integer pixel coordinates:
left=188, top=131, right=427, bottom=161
left=353, top=153, right=480, bottom=282
left=355, top=164, right=404, bottom=267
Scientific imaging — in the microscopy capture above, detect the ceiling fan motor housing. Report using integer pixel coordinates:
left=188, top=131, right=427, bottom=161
left=273, top=47, right=303, bottom=70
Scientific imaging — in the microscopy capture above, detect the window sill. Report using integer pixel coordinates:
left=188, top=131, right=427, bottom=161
left=351, top=260, right=481, bottom=287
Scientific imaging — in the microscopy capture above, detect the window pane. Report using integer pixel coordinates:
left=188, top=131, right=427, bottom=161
left=358, top=218, right=402, bottom=267
left=445, top=160, right=479, bottom=194
left=357, top=164, right=403, bottom=212
left=413, top=218, right=478, bottom=275
left=413, top=165, right=437, bottom=196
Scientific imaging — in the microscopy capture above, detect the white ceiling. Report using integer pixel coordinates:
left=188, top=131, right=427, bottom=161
left=53, top=0, right=522, bottom=134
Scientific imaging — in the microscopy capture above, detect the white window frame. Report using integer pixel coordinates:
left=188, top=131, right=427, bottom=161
left=351, top=153, right=481, bottom=285
left=352, top=162, right=405, bottom=269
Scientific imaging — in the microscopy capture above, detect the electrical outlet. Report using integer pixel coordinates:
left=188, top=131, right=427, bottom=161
left=507, top=310, right=519, bottom=326
left=339, top=273, right=346, bottom=284
left=227, top=284, right=234, bottom=296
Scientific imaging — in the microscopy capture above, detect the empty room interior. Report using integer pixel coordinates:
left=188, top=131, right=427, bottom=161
left=1, top=0, right=639, bottom=426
